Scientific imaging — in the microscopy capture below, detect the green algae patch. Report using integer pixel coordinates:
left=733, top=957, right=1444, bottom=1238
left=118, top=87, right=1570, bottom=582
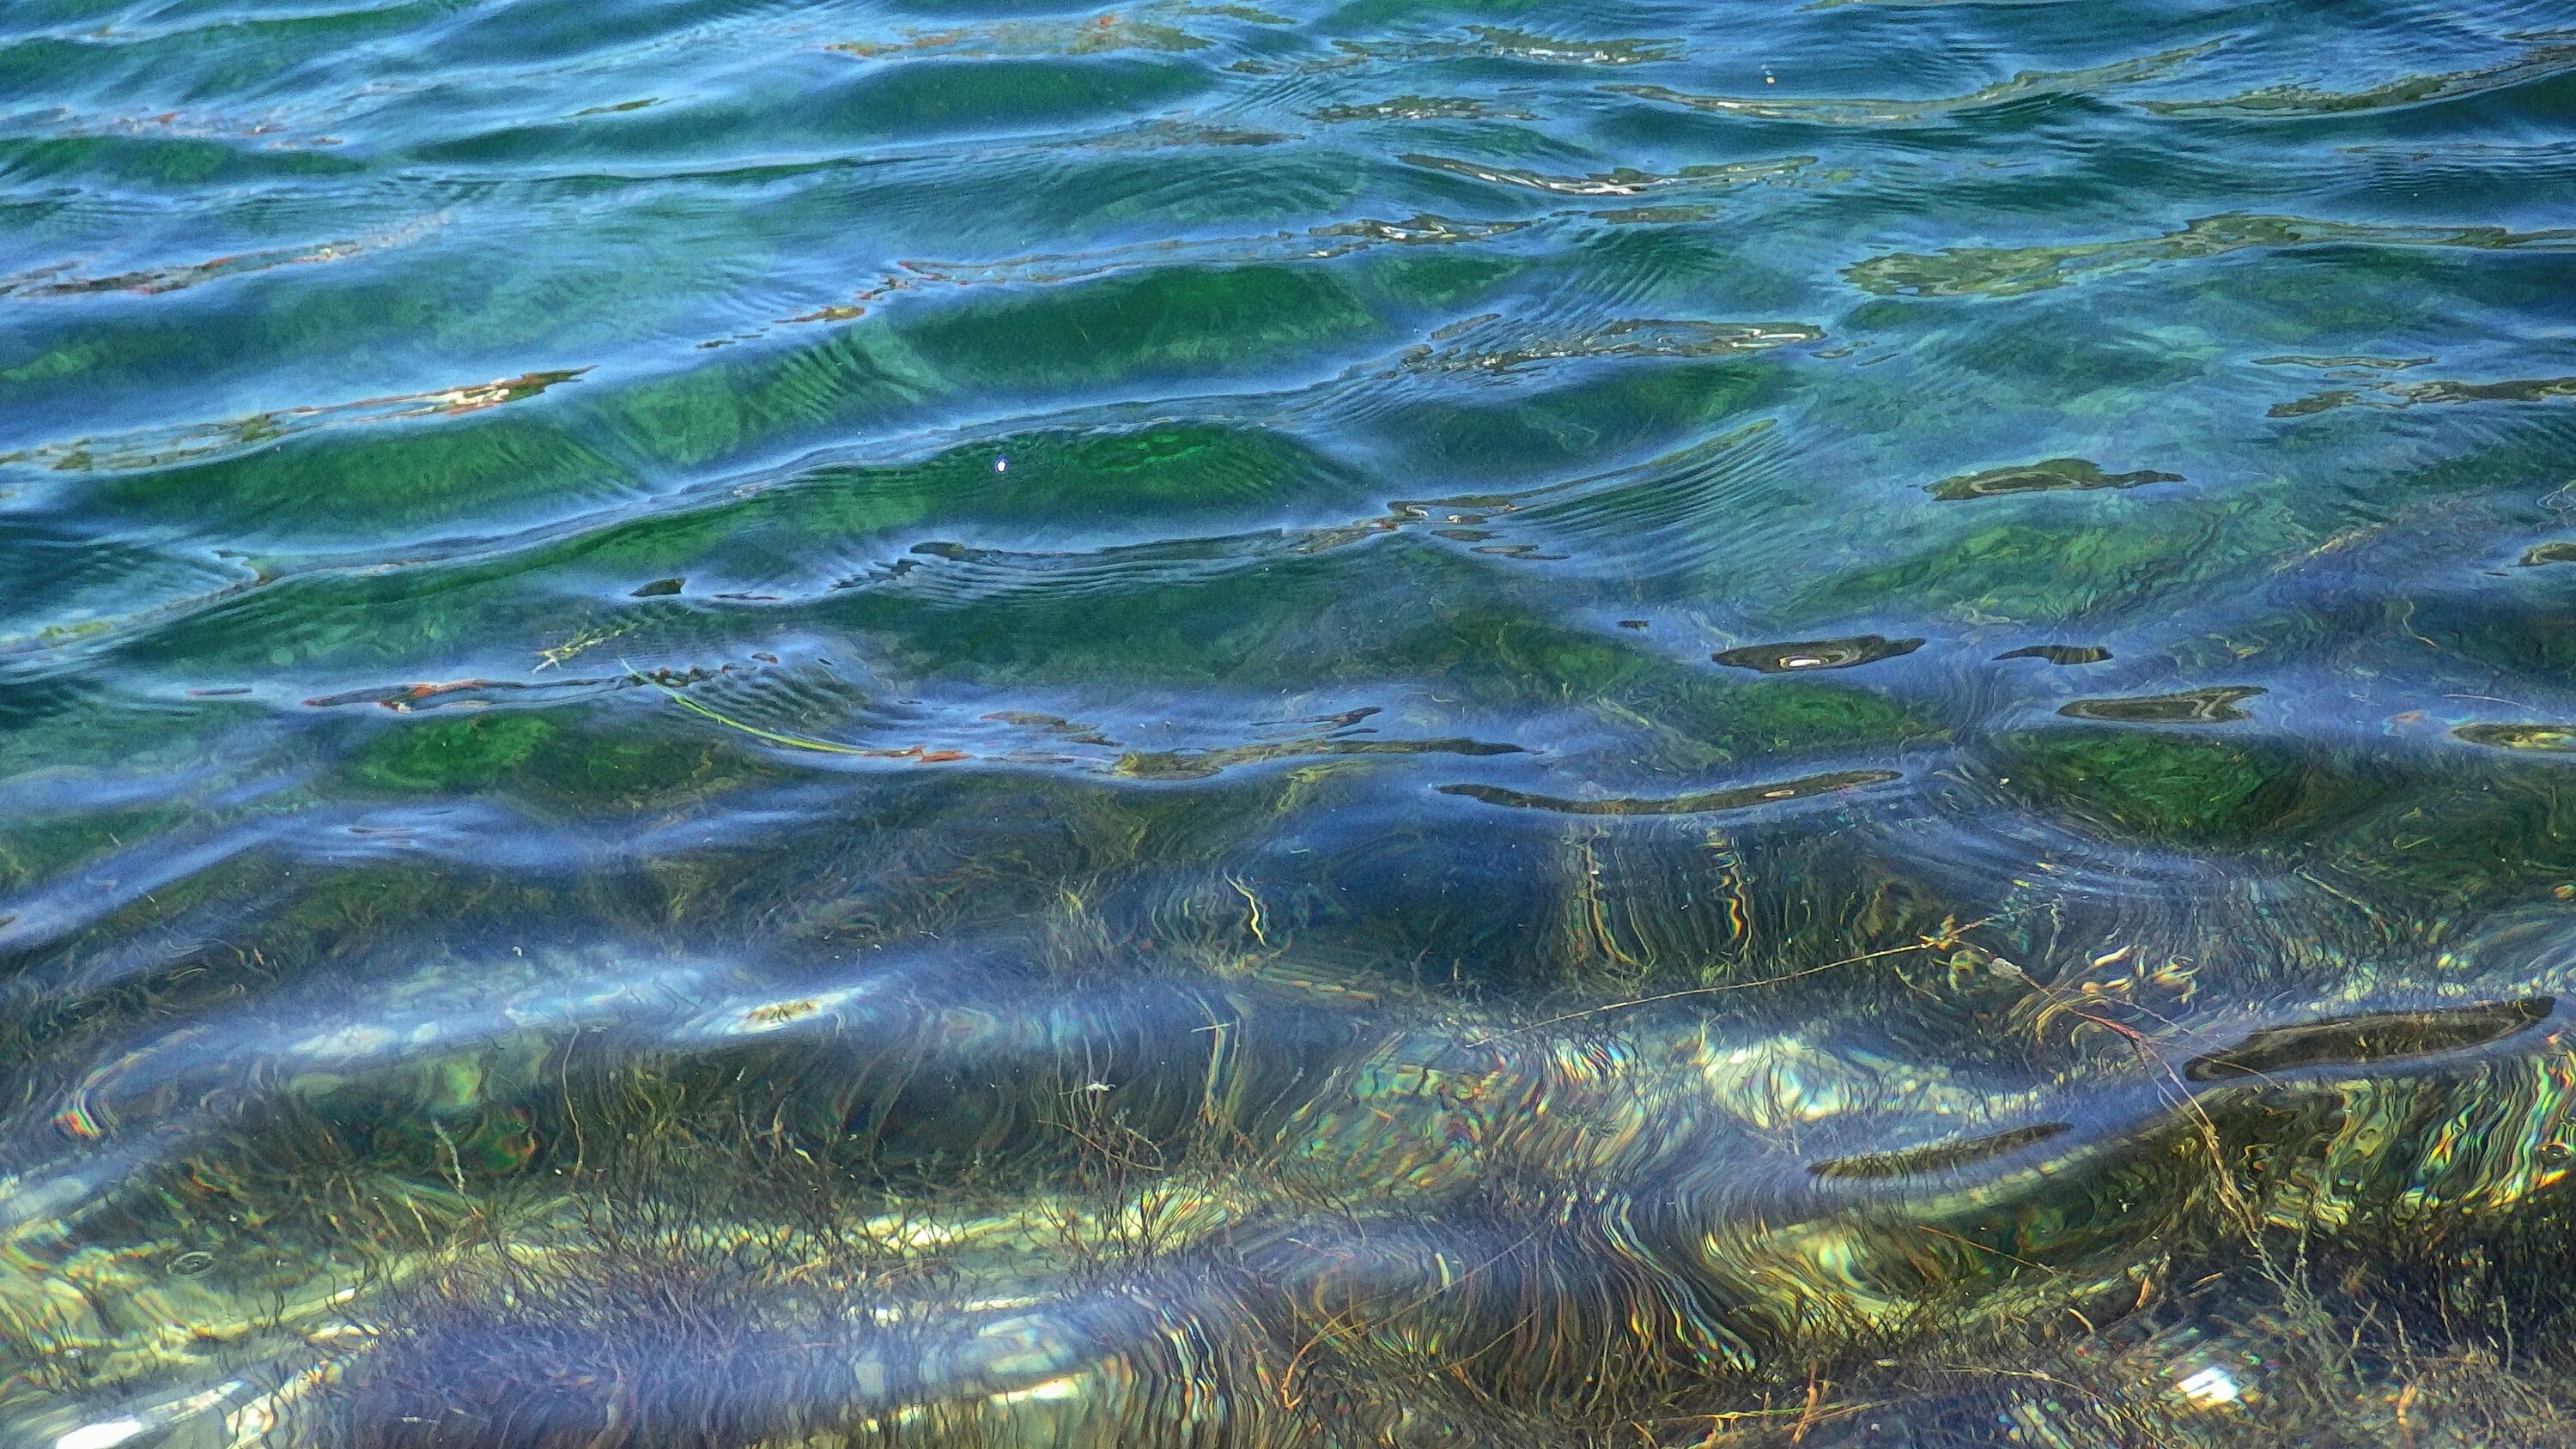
left=839, top=58, right=1210, bottom=137
left=351, top=706, right=782, bottom=811
left=90, top=407, right=637, bottom=540
left=356, top=714, right=560, bottom=792
left=1998, top=728, right=2360, bottom=849
left=541, top=421, right=1354, bottom=586
left=594, top=323, right=939, bottom=472
left=1697, top=676, right=1935, bottom=757
left=1792, top=491, right=2309, bottom=627
left=897, top=263, right=1384, bottom=391
left=1368, top=357, right=1780, bottom=479
left=0, top=804, right=191, bottom=893
left=892, top=247, right=1520, bottom=397
left=1430, top=609, right=1940, bottom=761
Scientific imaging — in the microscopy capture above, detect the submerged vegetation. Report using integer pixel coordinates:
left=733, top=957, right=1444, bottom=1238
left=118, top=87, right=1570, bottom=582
left=12, top=772, right=2576, bottom=1446
left=5, top=0, right=2576, bottom=1444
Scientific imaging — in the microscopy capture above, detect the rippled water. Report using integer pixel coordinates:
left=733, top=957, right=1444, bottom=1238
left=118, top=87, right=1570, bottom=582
left=6, top=1, right=2576, bottom=1445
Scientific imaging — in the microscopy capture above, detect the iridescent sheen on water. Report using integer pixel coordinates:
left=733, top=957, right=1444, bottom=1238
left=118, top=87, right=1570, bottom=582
left=5, top=0, right=2576, bottom=1444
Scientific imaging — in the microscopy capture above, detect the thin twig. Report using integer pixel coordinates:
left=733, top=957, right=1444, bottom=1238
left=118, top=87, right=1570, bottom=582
left=625, top=662, right=869, bottom=755
left=1464, top=925, right=1997, bottom=1049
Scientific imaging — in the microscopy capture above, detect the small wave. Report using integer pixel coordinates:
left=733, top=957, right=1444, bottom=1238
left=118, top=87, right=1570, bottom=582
left=1400, top=151, right=1812, bottom=197
left=0, top=369, right=587, bottom=475
left=1604, top=40, right=2218, bottom=126
left=1847, top=213, right=2576, bottom=298
left=1330, top=26, right=1683, bottom=69
left=2148, top=35, right=2576, bottom=118
left=1309, top=95, right=1537, bottom=123
left=1400, top=318, right=1821, bottom=376
left=827, top=14, right=1220, bottom=63
left=0, top=233, right=381, bottom=300
left=835, top=213, right=1528, bottom=316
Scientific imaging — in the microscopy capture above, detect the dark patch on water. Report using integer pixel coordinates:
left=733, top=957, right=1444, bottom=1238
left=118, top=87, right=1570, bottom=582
left=2185, top=997, right=2554, bottom=1082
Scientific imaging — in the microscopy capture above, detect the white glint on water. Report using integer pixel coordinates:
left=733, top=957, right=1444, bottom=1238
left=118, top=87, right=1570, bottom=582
left=2174, top=1365, right=2241, bottom=1409
left=54, top=1419, right=148, bottom=1449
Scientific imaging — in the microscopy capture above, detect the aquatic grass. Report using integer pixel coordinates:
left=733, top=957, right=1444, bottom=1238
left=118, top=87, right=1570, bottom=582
left=6, top=0, right=2576, bottom=1440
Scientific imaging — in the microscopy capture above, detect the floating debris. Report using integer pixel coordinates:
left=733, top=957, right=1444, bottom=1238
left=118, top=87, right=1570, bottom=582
left=2271, top=373, right=2576, bottom=417
left=2454, top=722, right=2576, bottom=753
left=1929, top=458, right=2183, bottom=500
left=2060, top=685, right=2264, bottom=723
left=1809, top=1120, right=2073, bottom=1179
left=1438, top=767, right=1899, bottom=815
left=1997, top=643, right=2113, bottom=664
left=1713, top=634, right=1923, bottom=671
left=1115, top=736, right=1522, bottom=780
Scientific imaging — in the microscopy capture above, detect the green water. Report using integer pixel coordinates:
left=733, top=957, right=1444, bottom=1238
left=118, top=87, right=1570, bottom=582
left=5, top=0, right=2576, bottom=1444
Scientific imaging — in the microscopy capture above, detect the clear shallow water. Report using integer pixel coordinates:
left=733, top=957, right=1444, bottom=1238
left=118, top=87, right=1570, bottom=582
left=4, top=0, right=2576, bottom=1444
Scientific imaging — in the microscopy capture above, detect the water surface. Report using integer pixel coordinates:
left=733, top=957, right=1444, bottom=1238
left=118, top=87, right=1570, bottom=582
left=7, top=0, right=2576, bottom=1444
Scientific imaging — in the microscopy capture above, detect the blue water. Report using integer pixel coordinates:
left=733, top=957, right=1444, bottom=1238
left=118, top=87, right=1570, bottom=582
left=5, top=1, right=2576, bottom=1444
